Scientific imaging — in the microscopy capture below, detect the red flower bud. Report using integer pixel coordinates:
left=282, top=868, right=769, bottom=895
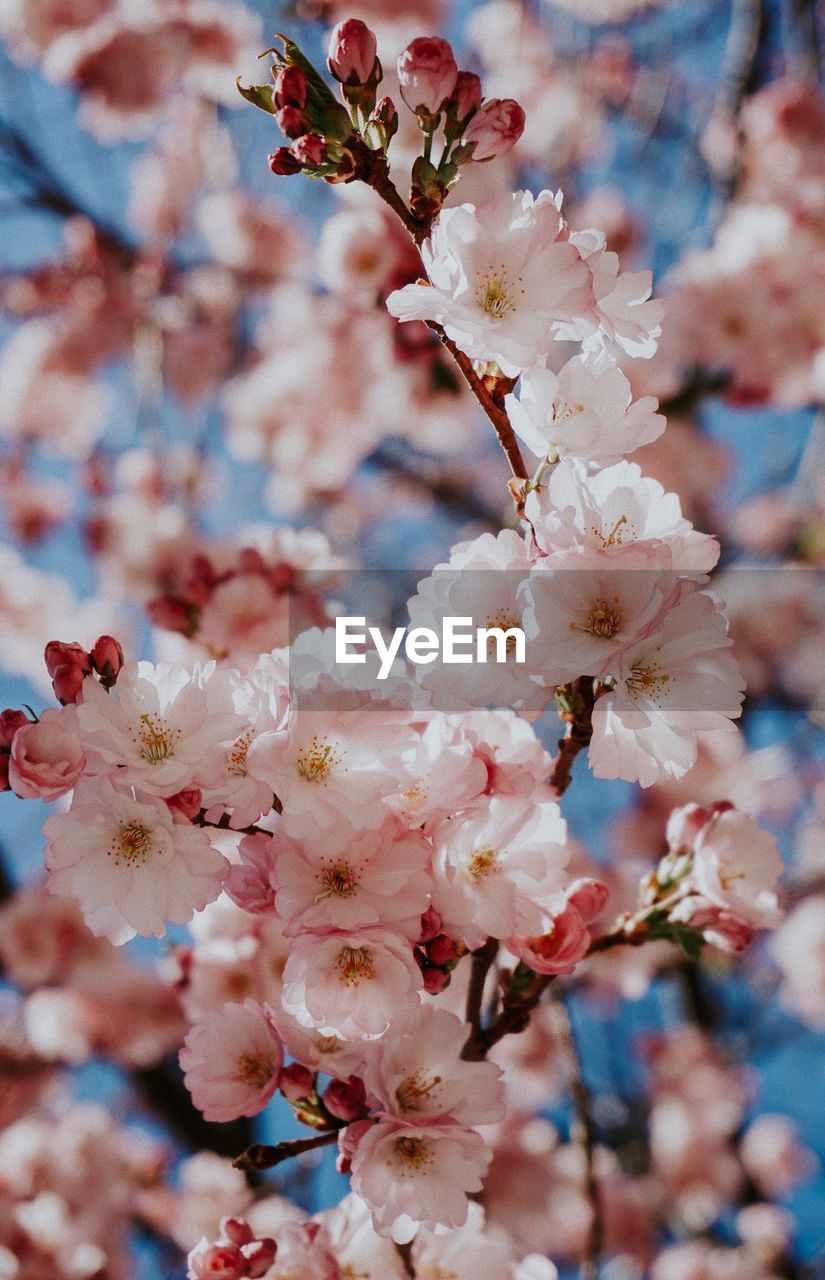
left=268, top=148, right=303, bottom=176
left=397, top=37, right=458, bottom=115
left=44, top=641, right=90, bottom=679
left=146, top=594, right=197, bottom=636
left=462, top=98, right=525, bottom=160
left=278, top=1062, right=314, bottom=1101
left=242, top=1239, right=277, bottom=1278
left=0, top=709, right=29, bottom=749
left=323, top=1076, right=367, bottom=1122
left=277, top=105, right=309, bottom=140
left=188, top=1242, right=245, bottom=1280
left=293, top=134, right=327, bottom=167
left=450, top=71, right=482, bottom=123
left=426, top=933, right=460, bottom=966
left=52, top=663, right=87, bottom=706
left=274, top=65, right=308, bottom=110
left=0, top=754, right=10, bottom=791
left=90, top=634, right=124, bottom=683
left=220, top=1219, right=253, bottom=1247
left=167, top=787, right=203, bottom=820
left=327, top=18, right=378, bottom=86
left=422, top=964, right=451, bottom=994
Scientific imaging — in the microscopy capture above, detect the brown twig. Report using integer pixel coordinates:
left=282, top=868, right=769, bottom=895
left=395, top=1240, right=417, bottom=1278
left=461, top=938, right=499, bottom=1060
left=551, top=679, right=597, bottom=796
left=232, top=1130, right=339, bottom=1171
left=550, top=998, right=603, bottom=1280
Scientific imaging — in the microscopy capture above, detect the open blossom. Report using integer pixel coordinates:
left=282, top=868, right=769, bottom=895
left=8, top=708, right=85, bottom=801
left=350, top=1118, right=492, bottom=1241
left=567, top=227, right=664, bottom=359
left=431, top=796, right=568, bottom=948
left=525, top=458, right=719, bottom=572
left=44, top=777, right=228, bottom=943
left=364, top=1006, right=505, bottom=1126
left=247, top=709, right=417, bottom=841
left=385, top=713, right=489, bottom=830
left=75, top=660, right=243, bottom=798
left=180, top=1001, right=284, bottom=1123
left=588, top=589, right=746, bottom=787
left=521, top=564, right=683, bottom=688
left=507, top=878, right=609, bottom=975
left=505, top=354, right=664, bottom=465
left=272, top=817, right=432, bottom=939
left=386, top=190, right=595, bottom=377
left=688, top=809, right=783, bottom=928
left=281, top=928, right=423, bottom=1040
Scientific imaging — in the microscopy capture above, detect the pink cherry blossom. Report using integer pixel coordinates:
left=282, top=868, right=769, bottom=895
left=386, top=190, right=595, bottom=377
left=180, top=1001, right=284, bottom=1123
left=281, top=928, right=423, bottom=1040
left=431, top=796, right=568, bottom=948
left=363, top=1005, right=505, bottom=1126
left=8, top=709, right=85, bottom=801
left=397, top=36, right=458, bottom=114
left=44, top=777, right=228, bottom=942
left=689, top=809, right=783, bottom=929
left=350, top=1118, right=492, bottom=1241
left=462, top=99, right=526, bottom=161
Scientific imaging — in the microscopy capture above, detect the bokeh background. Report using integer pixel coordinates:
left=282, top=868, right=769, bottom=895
left=2, top=1, right=825, bottom=1277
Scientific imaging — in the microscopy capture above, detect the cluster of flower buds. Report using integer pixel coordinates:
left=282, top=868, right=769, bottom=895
left=277, top=1062, right=368, bottom=1127
left=414, top=905, right=466, bottom=993
left=615, top=803, right=784, bottom=957
left=44, top=634, right=124, bottom=704
left=239, top=19, right=524, bottom=218
left=188, top=1219, right=276, bottom=1280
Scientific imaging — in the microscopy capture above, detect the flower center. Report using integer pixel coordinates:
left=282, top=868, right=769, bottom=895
left=111, top=822, right=154, bottom=867
left=297, top=736, right=339, bottom=783
left=573, top=597, right=622, bottom=639
left=465, top=847, right=499, bottom=882
left=625, top=660, right=670, bottom=704
left=395, top=1070, right=443, bottom=1113
left=228, top=729, right=253, bottom=777
left=136, top=713, right=180, bottom=765
left=594, top=514, right=630, bottom=548
left=393, top=1135, right=432, bottom=1171
left=318, top=862, right=359, bottom=898
left=475, top=265, right=521, bottom=318
left=236, top=1051, right=275, bottom=1088
left=335, top=946, right=375, bottom=986
left=485, top=608, right=521, bottom=653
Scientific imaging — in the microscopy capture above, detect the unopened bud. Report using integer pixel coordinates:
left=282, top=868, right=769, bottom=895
left=323, top=1076, right=367, bottom=1122
left=277, top=105, right=309, bottom=140
left=90, top=635, right=124, bottom=684
left=398, top=37, right=458, bottom=116
left=327, top=19, right=378, bottom=86
left=52, top=663, right=87, bottom=706
left=293, top=134, right=327, bottom=168
left=426, top=933, right=460, bottom=966
left=167, top=787, right=203, bottom=820
left=462, top=98, right=525, bottom=161
left=0, top=709, right=29, bottom=748
left=422, top=965, right=452, bottom=994
left=364, top=95, right=398, bottom=150
left=44, top=641, right=90, bottom=679
left=278, top=1062, right=314, bottom=1101
left=566, top=878, right=609, bottom=925
left=219, top=1219, right=253, bottom=1247
left=274, top=65, right=308, bottom=110
left=187, top=1241, right=245, bottom=1280
left=449, top=71, right=482, bottom=124
left=242, top=1239, right=277, bottom=1278
left=269, top=148, right=303, bottom=176
left=147, top=594, right=198, bottom=636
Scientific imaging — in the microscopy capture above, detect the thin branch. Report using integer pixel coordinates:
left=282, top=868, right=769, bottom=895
left=395, top=1241, right=417, bottom=1278
left=551, top=679, right=597, bottom=796
left=232, top=1130, right=339, bottom=1171
left=550, top=998, right=603, bottom=1280
left=461, top=938, right=499, bottom=1059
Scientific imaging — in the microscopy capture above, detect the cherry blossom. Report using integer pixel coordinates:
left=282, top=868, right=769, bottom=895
left=180, top=1001, right=285, bottom=1123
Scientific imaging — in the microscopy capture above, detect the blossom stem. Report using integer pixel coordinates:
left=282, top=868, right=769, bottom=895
left=191, top=809, right=278, bottom=837
left=231, top=1130, right=339, bottom=1171
left=462, top=937, right=499, bottom=1056
left=550, top=678, right=597, bottom=795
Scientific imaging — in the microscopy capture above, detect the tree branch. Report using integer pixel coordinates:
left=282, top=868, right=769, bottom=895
left=550, top=998, right=603, bottom=1280
left=232, top=1130, right=339, bottom=1171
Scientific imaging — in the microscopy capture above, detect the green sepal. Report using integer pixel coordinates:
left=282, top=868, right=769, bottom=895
left=235, top=77, right=276, bottom=114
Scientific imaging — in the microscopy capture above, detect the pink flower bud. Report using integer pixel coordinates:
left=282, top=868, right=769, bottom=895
left=44, top=641, right=90, bottom=679
left=268, top=148, right=303, bottom=176
left=665, top=802, right=713, bottom=850
left=397, top=37, right=458, bottom=115
left=147, top=594, right=197, bottom=636
left=273, top=65, right=308, bottom=110
left=242, top=1239, right=277, bottom=1278
left=450, top=71, right=482, bottom=122
left=9, top=709, right=85, bottom=801
left=462, top=98, right=525, bottom=160
left=0, top=754, right=10, bottom=791
left=0, top=709, right=29, bottom=748
left=426, top=934, right=460, bottom=966
left=187, top=1241, right=245, bottom=1280
left=323, top=1076, right=367, bottom=1122
left=422, top=964, right=452, bottom=994
left=566, top=878, right=610, bottom=925
left=277, top=106, right=309, bottom=140
left=167, top=787, right=203, bottom=820
left=293, top=134, right=327, bottom=167
left=90, top=634, right=124, bottom=683
left=508, top=905, right=591, bottom=976
left=418, top=905, right=442, bottom=943
left=52, top=663, right=87, bottom=706
left=327, top=19, right=378, bottom=86
left=220, top=1219, right=253, bottom=1247
left=278, top=1062, right=314, bottom=1101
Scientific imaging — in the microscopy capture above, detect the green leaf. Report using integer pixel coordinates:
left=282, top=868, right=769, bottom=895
left=235, top=78, right=276, bottom=114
